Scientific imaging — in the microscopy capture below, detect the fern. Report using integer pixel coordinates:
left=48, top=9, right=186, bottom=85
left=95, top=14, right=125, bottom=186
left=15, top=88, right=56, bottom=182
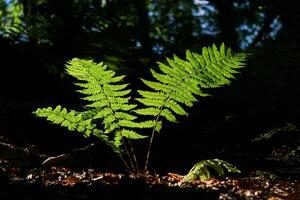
left=135, top=43, right=245, bottom=124
left=135, top=43, right=246, bottom=170
left=34, top=105, right=99, bottom=136
left=183, top=159, right=241, bottom=182
left=33, top=44, right=247, bottom=173
left=33, top=59, right=154, bottom=155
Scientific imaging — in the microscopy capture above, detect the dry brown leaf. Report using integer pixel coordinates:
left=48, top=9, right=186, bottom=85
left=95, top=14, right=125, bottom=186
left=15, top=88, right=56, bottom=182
left=62, top=176, right=80, bottom=186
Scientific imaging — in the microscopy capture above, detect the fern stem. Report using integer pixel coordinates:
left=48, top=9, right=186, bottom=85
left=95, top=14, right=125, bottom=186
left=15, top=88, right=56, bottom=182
left=144, top=111, right=162, bottom=172
left=122, top=137, right=137, bottom=173
left=144, top=74, right=189, bottom=171
left=144, top=127, right=156, bottom=172
left=118, top=154, right=131, bottom=172
left=128, top=140, right=140, bottom=173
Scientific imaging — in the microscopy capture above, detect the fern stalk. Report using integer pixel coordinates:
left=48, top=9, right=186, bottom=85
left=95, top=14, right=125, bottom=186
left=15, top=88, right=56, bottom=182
left=118, top=154, right=131, bottom=172
left=121, top=138, right=137, bottom=172
left=128, top=140, right=140, bottom=172
left=144, top=113, right=161, bottom=171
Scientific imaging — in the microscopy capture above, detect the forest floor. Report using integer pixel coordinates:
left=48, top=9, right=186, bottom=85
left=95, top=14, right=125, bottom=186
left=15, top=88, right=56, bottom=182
left=0, top=135, right=299, bottom=200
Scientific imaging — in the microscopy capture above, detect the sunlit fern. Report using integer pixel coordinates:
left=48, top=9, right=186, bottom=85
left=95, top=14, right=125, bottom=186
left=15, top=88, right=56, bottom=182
left=134, top=43, right=246, bottom=170
left=135, top=43, right=246, bottom=127
left=33, top=59, right=155, bottom=153
left=33, top=44, right=247, bottom=172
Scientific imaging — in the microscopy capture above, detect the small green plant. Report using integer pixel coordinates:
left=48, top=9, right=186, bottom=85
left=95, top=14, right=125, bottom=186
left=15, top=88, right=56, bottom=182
left=33, top=43, right=246, bottom=174
left=183, top=159, right=241, bottom=182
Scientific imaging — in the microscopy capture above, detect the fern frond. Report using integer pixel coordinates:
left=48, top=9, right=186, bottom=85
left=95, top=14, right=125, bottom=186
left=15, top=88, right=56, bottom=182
left=183, top=159, right=241, bottom=182
left=34, top=59, right=153, bottom=156
left=135, top=43, right=246, bottom=127
left=65, top=59, right=149, bottom=145
left=33, top=105, right=101, bottom=137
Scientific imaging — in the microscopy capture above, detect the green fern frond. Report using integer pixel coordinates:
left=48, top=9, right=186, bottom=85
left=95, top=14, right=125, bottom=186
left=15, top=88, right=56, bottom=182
left=65, top=59, right=148, bottom=144
left=183, top=159, right=241, bottom=182
left=33, top=105, right=101, bottom=137
left=33, top=59, right=152, bottom=154
left=135, top=43, right=246, bottom=126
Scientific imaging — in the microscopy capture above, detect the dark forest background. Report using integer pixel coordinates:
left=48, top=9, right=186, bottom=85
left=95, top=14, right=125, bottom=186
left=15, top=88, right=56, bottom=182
left=1, top=0, right=299, bottom=173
